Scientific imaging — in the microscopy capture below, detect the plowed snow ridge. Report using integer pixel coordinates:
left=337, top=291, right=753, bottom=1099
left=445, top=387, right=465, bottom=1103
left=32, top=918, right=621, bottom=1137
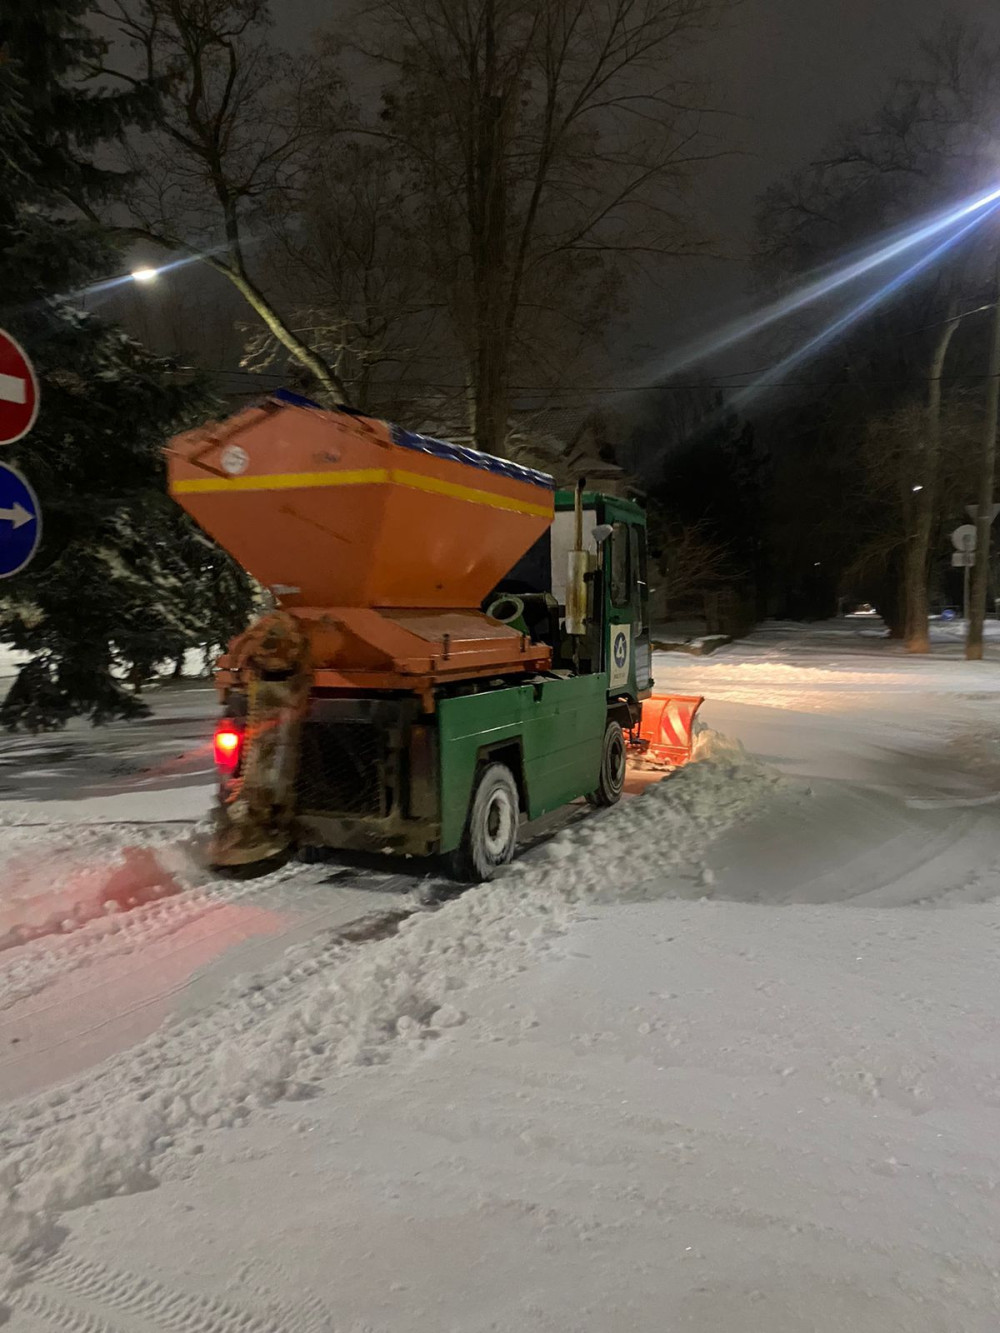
left=0, top=730, right=774, bottom=1302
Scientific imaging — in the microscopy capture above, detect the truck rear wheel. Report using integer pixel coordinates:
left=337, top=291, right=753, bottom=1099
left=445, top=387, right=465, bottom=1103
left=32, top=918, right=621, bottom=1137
left=449, top=762, right=520, bottom=883
left=587, top=719, right=627, bottom=808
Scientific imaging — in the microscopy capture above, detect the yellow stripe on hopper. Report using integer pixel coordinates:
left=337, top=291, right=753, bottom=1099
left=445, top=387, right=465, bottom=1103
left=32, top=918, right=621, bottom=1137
left=392, top=469, right=552, bottom=517
left=171, top=467, right=553, bottom=518
left=172, top=468, right=388, bottom=494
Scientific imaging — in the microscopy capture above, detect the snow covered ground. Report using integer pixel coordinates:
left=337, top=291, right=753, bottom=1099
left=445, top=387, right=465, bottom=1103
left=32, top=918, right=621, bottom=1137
left=1, top=617, right=1000, bottom=1330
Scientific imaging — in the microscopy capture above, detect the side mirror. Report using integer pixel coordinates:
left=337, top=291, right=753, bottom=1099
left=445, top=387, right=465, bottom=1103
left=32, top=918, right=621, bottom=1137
left=592, top=523, right=614, bottom=546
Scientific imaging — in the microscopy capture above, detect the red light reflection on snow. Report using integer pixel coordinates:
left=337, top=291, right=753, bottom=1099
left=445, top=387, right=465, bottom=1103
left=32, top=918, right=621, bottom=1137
left=0, top=844, right=286, bottom=1100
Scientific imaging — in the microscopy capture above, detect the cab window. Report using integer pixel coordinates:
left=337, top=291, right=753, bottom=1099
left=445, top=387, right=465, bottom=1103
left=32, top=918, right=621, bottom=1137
left=609, top=522, right=631, bottom=606
left=632, top=526, right=648, bottom=632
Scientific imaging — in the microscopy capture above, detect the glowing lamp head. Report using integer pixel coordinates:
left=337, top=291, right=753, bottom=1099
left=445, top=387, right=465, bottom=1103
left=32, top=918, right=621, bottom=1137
left=131, top=266, right=159, bottom=283
left=213, top=721, right=243, bottom=773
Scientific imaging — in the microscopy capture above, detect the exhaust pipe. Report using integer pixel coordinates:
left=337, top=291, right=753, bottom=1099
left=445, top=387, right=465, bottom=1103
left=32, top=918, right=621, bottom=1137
left=565, top=477, right=588, bottom=637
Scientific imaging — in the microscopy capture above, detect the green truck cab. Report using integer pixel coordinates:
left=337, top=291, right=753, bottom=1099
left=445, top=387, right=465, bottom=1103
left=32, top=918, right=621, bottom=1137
left=290, top=487, right=654, bottom=881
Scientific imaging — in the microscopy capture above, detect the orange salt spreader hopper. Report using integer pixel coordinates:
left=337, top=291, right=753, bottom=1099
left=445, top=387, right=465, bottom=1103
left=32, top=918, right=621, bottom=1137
left=165, top=392, right=556, bottom=700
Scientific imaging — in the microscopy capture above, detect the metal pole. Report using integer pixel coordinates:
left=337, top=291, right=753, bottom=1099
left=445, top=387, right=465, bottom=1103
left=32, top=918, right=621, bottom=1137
left=966, top=259, right=1000, bottom=659
left=964, top=561, right=971, bottom=623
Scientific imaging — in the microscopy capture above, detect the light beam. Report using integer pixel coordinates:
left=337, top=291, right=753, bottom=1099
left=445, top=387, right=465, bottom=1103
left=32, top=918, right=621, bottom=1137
left=729, top=207, right=997, bottom=409
left=631, top=181, right=1000, bottom=389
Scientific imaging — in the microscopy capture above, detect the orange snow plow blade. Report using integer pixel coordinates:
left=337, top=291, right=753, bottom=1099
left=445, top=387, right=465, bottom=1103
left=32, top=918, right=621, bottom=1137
left=632, top=694, right=704, bottom=767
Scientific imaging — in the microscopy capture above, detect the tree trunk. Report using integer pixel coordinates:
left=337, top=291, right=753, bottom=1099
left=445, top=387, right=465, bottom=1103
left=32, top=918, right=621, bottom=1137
left=470, top=0, right=511, bottom=457
left=905, top=302, right=960, bottom=652
left=474, top=311, right=510, bottom=456
left=901, top=537, right=927, bottom=648
left=967, top=274, right=1000, bottom=660
left=214, top=261, right=349, bottom=406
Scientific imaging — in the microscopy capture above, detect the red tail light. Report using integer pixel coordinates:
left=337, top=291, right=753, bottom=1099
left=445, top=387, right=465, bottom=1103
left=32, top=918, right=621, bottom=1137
left=213, top=722, right=243, bottom=774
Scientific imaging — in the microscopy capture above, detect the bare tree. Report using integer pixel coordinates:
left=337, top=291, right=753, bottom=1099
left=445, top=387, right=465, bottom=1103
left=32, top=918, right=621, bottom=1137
left=756, top=18, right=1000, bottom=649
left=242, top=139, right=444, bottom=411
left=646, top=515, right=732, bottom=619
left=95, top=0, right=350, bottom=402
left=849, top=395, right=981, bottom=611
left=358, top=0, right=732, bottom=455
left=906, top=301, right=960, bottom=650
left=968, top=267, right=1000, bottom=659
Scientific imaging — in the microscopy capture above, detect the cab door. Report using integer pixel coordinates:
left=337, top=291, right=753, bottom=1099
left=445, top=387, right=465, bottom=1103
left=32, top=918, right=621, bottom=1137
left=604, top=521, right=632, bottom=696
left=603, top=519, right=653, bottom=701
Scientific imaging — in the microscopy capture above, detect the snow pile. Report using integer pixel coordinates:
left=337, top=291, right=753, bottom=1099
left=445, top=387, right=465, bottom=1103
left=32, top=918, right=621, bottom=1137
left=678, top=661, right=898, bottom=684
left=501, top=725, right=776, bottom=904
left=0, top=737, right=774, bottom=1303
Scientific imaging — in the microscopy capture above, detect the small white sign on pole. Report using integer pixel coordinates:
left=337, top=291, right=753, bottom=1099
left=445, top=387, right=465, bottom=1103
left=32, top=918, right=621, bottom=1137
left=952, top=551, right=975, bottom=568
left=951, top=523, right=977, bottom=553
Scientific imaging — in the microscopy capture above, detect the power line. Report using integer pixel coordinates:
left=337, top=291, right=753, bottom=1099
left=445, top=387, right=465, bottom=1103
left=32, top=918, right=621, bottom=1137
left=216, top=371, right=1000, bottom=395
left=206, top=299, right=1000, bottom=399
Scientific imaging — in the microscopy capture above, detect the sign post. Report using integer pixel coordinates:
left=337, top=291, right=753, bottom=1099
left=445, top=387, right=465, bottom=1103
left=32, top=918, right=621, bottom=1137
left=965, top=503, right=1000, bottom=523
left=952, top=524, right=978, bottom=622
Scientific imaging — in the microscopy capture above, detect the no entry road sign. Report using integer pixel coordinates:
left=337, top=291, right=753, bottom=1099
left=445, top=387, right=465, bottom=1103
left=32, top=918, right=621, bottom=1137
left=0, top=329, right=39, bottom=446
left=0, top=462, right=41, bottom=578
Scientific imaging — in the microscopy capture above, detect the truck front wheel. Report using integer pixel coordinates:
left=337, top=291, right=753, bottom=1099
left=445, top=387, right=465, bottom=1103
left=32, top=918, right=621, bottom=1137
left=587, top=720, right=627, bottom=808
left=449, top=762, right=520, bottom=882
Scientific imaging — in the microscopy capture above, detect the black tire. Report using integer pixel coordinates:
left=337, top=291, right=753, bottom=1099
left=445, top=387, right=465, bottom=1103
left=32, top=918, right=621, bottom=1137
left=448, top=762, right=520, bottom=882
left=587, top=719, right=627, bottom=807
left=296, top=843, right=328, bottom=865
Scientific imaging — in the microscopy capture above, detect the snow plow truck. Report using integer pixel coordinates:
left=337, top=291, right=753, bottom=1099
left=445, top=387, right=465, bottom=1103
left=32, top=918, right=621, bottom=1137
left=165, top=390, right=702, bottom=880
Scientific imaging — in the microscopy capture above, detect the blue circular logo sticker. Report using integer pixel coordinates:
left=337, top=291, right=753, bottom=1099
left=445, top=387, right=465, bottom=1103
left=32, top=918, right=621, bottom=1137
left=0, top=462, right=41, bottom=579
left=613, top=631, right=628, bottom=669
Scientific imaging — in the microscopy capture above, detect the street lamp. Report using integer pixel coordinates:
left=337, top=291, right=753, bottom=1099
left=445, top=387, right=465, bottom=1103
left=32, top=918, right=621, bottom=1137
left=128, top=268, right=160, bottom=345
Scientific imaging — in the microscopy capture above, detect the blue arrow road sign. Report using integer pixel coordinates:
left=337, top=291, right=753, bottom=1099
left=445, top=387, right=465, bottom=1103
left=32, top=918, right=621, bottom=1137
left=0, top=462, right=41, bottom=578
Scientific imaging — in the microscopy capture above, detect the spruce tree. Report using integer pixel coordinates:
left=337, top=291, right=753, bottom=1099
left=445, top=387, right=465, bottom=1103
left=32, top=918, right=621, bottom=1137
left=0, top=3, right=251, bottom=730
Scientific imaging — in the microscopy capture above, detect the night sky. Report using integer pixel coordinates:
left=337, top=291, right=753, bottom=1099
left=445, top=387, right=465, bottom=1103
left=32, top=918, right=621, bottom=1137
left=119, top=0, right=1000, bottom=387
left=274, top=0, right=1000, bottom=377
left=673, top=0, right=1000, bottom=354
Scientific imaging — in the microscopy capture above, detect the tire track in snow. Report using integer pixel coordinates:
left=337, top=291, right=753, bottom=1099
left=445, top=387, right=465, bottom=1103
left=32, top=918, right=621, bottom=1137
left=0, top=861, right=416, bottom=1108
left=0, top=890, right=417, bottom=1153
left=18, top=1252, right=335, bottom=1333
left=0, top=856, right=303, bottom=1015
left=0, top=823, right=412, bottom=1017
left=0, top=809, right=579, bottom=1026
left=13, top=1287, right=120, bottom=1333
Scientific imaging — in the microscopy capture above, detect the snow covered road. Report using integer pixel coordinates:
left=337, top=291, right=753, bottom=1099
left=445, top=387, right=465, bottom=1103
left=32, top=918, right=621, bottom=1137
left=1, top=618, right=1000, bottom=1330
left=0, top=681, right=220, bottom=820
left=666, top=618, right=1000, bottom=911
left=0, top=847, right=417, bottom=1104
